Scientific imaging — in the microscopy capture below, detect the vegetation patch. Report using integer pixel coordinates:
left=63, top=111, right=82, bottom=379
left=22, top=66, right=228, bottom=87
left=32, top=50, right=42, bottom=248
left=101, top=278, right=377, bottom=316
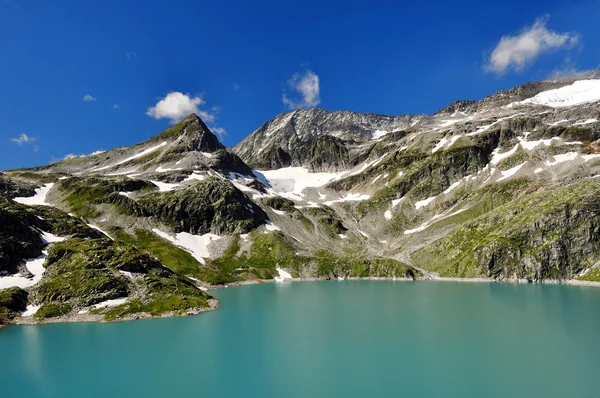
left=412, top=179, right=600, bottom=280
left=262, top=196, right=296, bottom=212
left=29, top=237, right=211, bottom=321
left=113, top=229, right=203, bottom=279
left=579, top=268, right=600, bottom=282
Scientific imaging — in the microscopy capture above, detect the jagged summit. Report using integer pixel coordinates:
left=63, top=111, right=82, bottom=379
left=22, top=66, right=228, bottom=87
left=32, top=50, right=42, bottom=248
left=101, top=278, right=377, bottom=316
left=233, top=109, right=414, bottom=171
left=154, top=113, right=225, bottom=153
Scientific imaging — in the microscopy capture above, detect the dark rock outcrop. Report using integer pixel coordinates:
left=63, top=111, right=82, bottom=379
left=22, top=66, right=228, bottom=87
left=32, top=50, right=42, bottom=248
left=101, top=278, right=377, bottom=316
left=139, top=177, right=268, bottom=235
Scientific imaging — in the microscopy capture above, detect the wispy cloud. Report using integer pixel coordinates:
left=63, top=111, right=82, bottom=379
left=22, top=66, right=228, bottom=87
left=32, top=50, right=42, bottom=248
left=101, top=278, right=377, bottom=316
left=282, top=69, right=321, bottom=109
left=548, top=58, right=595, bottom=79
left=11, top=133, right=36, bottom=145
left=485, top=16, right=579, bottom=75
left=125, top=52, right=137, bottom=60
left=113, top=104, right=120, bottom=109
left=211, top=126, right=227, bottom=138
left=83, top=94, right=97, bottom=102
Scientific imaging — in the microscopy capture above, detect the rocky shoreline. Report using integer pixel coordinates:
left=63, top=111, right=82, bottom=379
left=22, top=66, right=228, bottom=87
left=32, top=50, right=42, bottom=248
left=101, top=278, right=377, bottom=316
left=212, top=274, right=600, bottom=289
left=10, top=298, right=219, bottom=328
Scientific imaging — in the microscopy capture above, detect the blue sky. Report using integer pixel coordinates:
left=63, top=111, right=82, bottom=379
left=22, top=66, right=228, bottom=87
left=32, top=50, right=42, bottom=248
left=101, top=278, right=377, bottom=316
left=1, top=0, right=599, bottom=169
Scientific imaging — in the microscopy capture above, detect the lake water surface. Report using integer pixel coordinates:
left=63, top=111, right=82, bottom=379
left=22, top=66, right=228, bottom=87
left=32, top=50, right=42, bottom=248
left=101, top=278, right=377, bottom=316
left=1, top=281, right=599, bottom=398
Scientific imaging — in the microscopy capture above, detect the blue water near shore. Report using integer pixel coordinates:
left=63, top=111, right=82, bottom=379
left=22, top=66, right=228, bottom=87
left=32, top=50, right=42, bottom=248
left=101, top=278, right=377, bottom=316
left=1, top=280, right=599, bottom=398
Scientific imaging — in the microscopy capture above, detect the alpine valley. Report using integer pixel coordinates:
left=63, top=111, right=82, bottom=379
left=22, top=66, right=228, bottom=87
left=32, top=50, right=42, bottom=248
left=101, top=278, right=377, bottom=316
left=2, top=72, right=600, bottom=326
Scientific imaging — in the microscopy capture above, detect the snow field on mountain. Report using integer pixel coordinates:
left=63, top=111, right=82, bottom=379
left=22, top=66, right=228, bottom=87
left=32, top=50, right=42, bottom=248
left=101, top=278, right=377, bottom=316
left=152, top=229, right=221, bottom=265
left=13, top=183, right=55, bottom=206
left=516, top=80, right=600, bottom=108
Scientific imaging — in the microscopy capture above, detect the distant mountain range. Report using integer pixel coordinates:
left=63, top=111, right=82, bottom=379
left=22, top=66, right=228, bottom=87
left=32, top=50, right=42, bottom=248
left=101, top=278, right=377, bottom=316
left=2, top=70, right=600, bottom=325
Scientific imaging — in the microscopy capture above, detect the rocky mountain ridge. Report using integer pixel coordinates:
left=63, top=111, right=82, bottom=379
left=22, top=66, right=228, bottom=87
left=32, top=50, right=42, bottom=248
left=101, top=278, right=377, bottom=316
left=2, top=72, right=600, bottom=326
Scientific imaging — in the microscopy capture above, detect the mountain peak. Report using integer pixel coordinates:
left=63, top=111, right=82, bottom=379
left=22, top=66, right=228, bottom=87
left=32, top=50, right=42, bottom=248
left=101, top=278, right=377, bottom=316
left=154, top=114, right=224, bottom=153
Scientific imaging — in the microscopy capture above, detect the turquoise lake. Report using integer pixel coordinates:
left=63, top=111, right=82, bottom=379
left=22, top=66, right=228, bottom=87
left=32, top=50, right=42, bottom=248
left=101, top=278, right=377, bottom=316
left=1, top=280, right=599, bottom=398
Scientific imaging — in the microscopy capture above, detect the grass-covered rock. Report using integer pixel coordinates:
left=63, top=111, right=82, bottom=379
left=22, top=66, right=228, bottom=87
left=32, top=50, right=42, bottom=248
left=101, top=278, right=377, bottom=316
left=262, top=196, right=296, bottom=212
left=58, top=177, right=155, bottom=218
left=0, top=287, right=28, bottom=325
left=412, top=179, right=600, bottom=280
left=0, top=201, right=101, bottom=274
left=29, top=237, right=211, bottom=321
left=113, top=228, right=204, bottom=278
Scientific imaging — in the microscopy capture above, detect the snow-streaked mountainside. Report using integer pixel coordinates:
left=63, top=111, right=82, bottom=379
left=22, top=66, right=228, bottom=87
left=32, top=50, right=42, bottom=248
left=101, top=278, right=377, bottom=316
left=2, top=72, right=600, bottom=325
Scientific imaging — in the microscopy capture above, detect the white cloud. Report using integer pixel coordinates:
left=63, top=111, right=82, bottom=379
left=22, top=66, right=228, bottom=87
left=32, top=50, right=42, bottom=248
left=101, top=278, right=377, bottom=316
left=146, top=92, right=226, bottom=137
left=11, top=133, right=36, bottom=145
left=125, top=52, right=137, bottom=60
left=282, top=69, right=320, bottom=109
left=113, top=104, right=120, bottom=109
left=486, top=16, right=578, bottom=75
left=63, top=150, right=105, bottom=160
left=147, top=92, right=210, bottom=124
left=83, top=94, right=97, bottom=102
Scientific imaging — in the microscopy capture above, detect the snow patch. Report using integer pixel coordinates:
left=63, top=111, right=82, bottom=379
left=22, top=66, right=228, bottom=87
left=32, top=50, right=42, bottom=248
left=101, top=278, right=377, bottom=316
left=87, top=224, right=113, bottom=240
left=156, top=165, right=183, bottom=173
left=119, top=271, right=134, bottom=279
left=13, top=183, right=54, bottom=206
left=439, top=119, right=462, bottom=128
left=384, top=210, right=392, bottom=220
left=490, top=144, right=519, bottom=165
left=182, top=171, right=205, bottom=183
left=93, top=297, right=128, bottom=309
left=91, top=141, right=167, bottom=171
left=516, top=80, right=600, bottom=108
left=22, top=305, right=41, bottom=317
left=0, top=231, right=65, bottom=289
left=404, top=208, right=467, bottom=235
left=574, top=119, right=598, bottom=125
left=432, top=137, right=448, bottom=153
left=391, top=198, right=404, bottom=208
left=545, top=152, right=579, bottom=166
left=323, top=193, right=370, bottom=206
left=497, top=163, right=526, bottom=181
left=152, top=229, right=220, bottom=265
left=150, top=180, right=179, bottom=192
left=265, top=221, right=281, bottom=232
left=255, top=167, right=344, bottom=197
left=274, top=268, right=293, bottom=282
left=372, top=130, right=390, bottom=140
left=415, top=195, right=437, bottom=209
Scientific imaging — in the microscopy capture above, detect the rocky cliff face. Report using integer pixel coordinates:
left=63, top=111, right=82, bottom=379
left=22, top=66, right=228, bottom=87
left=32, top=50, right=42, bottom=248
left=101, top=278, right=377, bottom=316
left=2, top=72, right=600, bottom=325
left=234, top=108, right=415, bottom=171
